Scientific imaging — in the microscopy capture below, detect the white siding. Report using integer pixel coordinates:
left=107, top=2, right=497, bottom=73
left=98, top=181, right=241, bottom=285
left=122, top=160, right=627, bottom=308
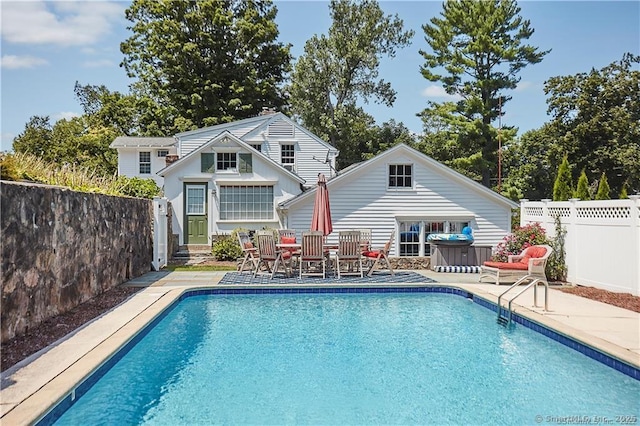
left=164, top=146, right=303, bottom=245
left=116, top=147, right=176, bottom=187
left=284, top=149, right=513, bottom=255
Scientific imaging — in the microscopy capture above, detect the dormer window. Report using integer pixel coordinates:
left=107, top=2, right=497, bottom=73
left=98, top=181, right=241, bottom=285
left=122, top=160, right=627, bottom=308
left=157, top=150, right=169, bottom=157
left=217, top=152, right=237, bottom=171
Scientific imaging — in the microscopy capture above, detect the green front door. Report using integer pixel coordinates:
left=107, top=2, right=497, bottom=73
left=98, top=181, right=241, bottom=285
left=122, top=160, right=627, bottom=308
left=185, top=184, right=208, bottom=244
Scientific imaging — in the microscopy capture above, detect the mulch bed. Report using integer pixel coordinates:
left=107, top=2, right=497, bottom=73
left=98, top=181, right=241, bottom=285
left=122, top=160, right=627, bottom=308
left=558, top=286, right=640, bottom=313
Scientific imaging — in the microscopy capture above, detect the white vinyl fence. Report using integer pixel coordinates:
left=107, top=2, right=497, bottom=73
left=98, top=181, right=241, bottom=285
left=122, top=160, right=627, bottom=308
left=520, top=196, right=640, bottom=296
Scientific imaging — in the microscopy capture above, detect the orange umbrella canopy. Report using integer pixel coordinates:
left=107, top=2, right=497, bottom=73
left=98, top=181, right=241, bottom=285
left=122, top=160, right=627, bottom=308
left=310, top=173, right=333, bottom=236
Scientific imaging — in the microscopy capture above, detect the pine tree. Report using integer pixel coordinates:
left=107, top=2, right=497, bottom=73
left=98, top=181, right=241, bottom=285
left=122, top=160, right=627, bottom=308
left=619, top=181, right=628, bottom=199
left=574, top=169, right=590, bottom=200
left=553, top=155, right=573, bottom=201
left=595, top=173, right=611, bottom=200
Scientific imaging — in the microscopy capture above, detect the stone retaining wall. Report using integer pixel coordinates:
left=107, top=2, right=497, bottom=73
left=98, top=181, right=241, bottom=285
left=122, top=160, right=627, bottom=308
left=1, top=181, right=153, bottom=343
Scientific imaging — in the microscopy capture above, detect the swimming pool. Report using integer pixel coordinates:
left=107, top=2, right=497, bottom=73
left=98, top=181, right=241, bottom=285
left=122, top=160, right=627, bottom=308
left=48, top=289, right=640, bottom=425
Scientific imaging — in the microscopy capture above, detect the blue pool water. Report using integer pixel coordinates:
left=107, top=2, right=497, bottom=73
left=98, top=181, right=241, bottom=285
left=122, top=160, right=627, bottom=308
left=54, top=292, right=639, bottom=425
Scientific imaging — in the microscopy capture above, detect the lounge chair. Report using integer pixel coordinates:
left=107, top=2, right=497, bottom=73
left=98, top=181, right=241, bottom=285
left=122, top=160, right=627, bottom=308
left=237, top=231, right=259, bottom=273
left=299, top=231, right=327, bottom=278
left=254, top=230, right=293, bottom=278
left=479, top=244, right=553, bottom=285
left=363, top=232, right=395, bottom=277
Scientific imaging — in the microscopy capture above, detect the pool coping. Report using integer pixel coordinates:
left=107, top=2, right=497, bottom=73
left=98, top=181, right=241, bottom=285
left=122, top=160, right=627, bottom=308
left=1, top=271, right=639, bottom=425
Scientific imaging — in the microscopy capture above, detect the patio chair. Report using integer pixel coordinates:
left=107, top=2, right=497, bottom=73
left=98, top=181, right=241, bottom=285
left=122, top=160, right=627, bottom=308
left=237, top=231, right=259, bottom=273
left=278, top=229, right=300, bottom=264
left=336, top=230, right=363, bottom=278
left=254, top=230, right=293, bottom=279
left=479, top=244, right=553, bottom=285
left=363, top=232, right=395, bottom=277
left=299, top=231, right=327, bottom=278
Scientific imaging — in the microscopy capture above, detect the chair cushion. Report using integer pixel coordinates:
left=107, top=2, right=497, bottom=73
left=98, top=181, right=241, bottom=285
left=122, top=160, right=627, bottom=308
left=281, top=236, right=296, bottom=244
left=363, top=250, right=381, bottom=258
left=519, top=246, right=547, bottom=266
left=483, top=261, right=529, bottom=270
left=243, top=242, right=254, bottom=249
left=281, top=251, right=292, bottom=260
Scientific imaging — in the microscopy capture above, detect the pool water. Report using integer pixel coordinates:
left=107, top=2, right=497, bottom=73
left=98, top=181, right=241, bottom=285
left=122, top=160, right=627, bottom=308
left=54, top=293, right=640, bottom=425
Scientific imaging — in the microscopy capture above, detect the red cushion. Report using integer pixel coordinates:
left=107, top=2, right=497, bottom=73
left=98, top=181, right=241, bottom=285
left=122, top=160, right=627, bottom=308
left=527, top=246, right=547, bottom=259
left=519, top=246, right=546, bottom=266
left=281, top=251, right=292, bottom=260
left=363, top=250, right=381, bottom=258
left=483, top=261, right=529, bottom=270
left=243, top=242, right=254, bottom=249
left=281, top=236, right=296, bottom=244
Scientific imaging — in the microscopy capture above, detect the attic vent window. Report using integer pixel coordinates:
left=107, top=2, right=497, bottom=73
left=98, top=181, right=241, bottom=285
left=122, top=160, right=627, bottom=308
left=268, top=120, right=294, bottom=137
left=157, top=150, right=169, bottom=157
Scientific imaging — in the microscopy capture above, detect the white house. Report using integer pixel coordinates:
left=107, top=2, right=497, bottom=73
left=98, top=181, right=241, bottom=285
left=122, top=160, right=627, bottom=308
left=109, top=136, right=178, bottom=187
left=279, top=143, right=518, bottom=257
left=111, top=113, right=339, bottom=245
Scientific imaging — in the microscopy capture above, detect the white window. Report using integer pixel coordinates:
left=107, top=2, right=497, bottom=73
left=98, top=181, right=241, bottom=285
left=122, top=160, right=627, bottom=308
left=219, top=185, right=273, bottom=220
left=157, top=150, right=169, bottom=157
left=389, top=164, right=412, bottom=188
left=250, top=144, right=262, bottom=152
left=216, top=152, right=237, bottom=171
left=281, top=144, right=295, bottom=172
left=139, top=152, right=151, bottom=174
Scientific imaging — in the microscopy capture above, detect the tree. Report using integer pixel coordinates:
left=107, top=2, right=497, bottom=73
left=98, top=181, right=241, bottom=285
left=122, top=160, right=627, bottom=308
left=574, top=169, right=590, bottom=200
left=595, top=172, right=611, bottom=200
left=500, top=125, right=560, bottom=200
left=545, top=53, right=640, bottom=195
left=121, top=0, right=292, bottom=128
left=13, top=115, right=118, bottom=175
left=12, top=116, right=54, bottom=159
left=289, top=0, right=413, bottom=168
left=553, top=155, right=573, bottom=201
left=366, top=119, right=417, bottom=159
left=419, top=0, right=549, bottom=187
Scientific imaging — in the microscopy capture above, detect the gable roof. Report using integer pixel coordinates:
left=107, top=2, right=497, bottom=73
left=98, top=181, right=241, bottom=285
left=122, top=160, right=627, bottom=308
left=109, top=136, right=176, bottom=148
left=174, top=112, right=337, bottom=152
left=279, top=143, right=518, bottom=209
left=158, top=130, right=305, bottom=184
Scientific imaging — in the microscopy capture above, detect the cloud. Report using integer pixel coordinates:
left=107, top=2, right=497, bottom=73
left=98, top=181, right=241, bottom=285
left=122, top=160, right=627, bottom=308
left=1, top=55, right=48, bottom=69
left=1, top=1, right=124, bottom=46
left=515, top=81, right=534, bottom=92
left=52, top=111, right=81, bottom=122
left=421, top=85, right=462, bottom=101
left=83, top=59, right=115, bottom=68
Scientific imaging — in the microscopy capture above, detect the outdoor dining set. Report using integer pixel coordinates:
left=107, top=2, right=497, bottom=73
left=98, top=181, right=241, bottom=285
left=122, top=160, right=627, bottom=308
left=237, top=229, right=395, bottom=279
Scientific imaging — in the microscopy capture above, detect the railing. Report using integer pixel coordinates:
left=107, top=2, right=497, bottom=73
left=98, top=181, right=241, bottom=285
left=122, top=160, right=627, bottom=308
left=497, top=275, right=549, bottom=326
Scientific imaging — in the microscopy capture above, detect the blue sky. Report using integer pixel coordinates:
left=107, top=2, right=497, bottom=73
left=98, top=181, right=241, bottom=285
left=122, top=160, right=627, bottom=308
left=1, top=1, right=639, bottom=152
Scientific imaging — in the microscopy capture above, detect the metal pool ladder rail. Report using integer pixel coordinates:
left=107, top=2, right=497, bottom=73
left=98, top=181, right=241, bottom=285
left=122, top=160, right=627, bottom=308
left=497, top=275, right=549, bottom=326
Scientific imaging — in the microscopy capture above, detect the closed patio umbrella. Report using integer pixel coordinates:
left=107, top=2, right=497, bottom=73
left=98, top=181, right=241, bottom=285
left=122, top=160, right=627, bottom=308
left=311, top=173, right=332, bottom=236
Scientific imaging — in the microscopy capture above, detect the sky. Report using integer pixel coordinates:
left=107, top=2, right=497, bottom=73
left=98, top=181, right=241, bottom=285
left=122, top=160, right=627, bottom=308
left=1, top=1, right=639, bottom=152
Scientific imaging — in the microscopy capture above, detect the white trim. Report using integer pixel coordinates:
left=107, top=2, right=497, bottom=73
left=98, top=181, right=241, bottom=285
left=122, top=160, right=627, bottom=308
left=216, top=179, right=278, bottom=185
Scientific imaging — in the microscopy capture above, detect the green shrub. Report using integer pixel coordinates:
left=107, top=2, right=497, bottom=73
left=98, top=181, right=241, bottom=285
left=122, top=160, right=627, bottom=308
left=0, top=153, right=20, bottom=181
left=574, top=169, right=590, bottom=200
left=112, top=176, right=161, bottom=199
left=492, top=222, right=550, bottom=262
left=595, top=172, right=611, bottom=200
left=553, top=155, right=573, bottom=201
left=212, top=235, right=242, bottom=261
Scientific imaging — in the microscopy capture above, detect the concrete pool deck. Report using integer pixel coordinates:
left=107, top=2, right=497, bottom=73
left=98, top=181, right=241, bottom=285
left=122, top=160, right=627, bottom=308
left=1, top=270, right=639, bottom=424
